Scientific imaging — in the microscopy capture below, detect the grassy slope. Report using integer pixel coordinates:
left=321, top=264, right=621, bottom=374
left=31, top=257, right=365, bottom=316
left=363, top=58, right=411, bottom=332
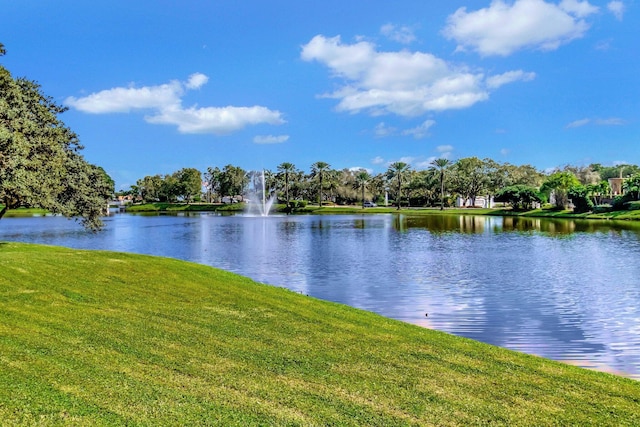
left=124, top=203, right=640, bottom=221
left=1, top=243, right=639, bottom=426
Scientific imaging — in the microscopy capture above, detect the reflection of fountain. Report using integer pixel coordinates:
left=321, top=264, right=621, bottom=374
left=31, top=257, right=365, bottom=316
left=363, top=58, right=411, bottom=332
left=245, top=170, right=277, bottom=216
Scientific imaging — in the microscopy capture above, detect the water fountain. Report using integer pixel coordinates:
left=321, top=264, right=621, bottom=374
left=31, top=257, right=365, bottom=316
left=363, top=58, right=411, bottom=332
left=245, top=169, right=277, bottom=216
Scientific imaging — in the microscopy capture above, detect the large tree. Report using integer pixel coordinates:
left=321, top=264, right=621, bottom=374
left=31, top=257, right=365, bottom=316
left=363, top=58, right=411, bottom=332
left=353, top=169, right=371, bottom=208
left=219, top=164, right=247, bottom=201
left=430, top=158, right=450, bottom=210
left=386, top=162, right=411, bottom=210
left=277, top=162, right=296, bottom=206
left=0, top=50, right=113, bottom=230
left=540, top=171, right=580, bottom=209
left=451, top=157, right=488, bottom=207
left=204, top=167, right=222, bottom=202
left=494, top=185, right=542, bottom=211
left=174, top=167, right=202, bottom=203
left=136, top=174, right=163, bottom=202
left=310, top=161, right=331, bottom=206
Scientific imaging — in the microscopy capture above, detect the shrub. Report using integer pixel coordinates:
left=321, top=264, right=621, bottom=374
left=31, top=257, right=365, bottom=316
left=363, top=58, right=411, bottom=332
left=568, top=185, right=594, bottom=213
left=288, top=200, right=307, bottom=210
left=494, top=185, right=542, bottom=211
left=627, top=201, right=640, bottom=211
left=592, top=204, right=612, bottom=213
left=612, top=194, right=633, bottom=211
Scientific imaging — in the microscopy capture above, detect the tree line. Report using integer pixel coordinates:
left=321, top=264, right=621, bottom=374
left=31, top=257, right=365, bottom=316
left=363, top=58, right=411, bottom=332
left=123, top=159, right=640, bottom=213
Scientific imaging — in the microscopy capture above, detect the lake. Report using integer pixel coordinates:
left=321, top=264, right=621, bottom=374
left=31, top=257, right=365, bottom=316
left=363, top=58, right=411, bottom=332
left=2, top=212, right=639, bottom=379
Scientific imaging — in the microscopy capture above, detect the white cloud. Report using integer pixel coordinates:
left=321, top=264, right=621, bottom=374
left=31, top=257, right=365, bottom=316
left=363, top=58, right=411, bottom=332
left=65, top=80, right=183, bottom=113
left=443, top=0, right=599, bottom=56
left=398, top=156, right=416, bottom=164
left=486, top=70, right=536, bottom=89
left=348, top=166, right=373, bottom=174
left=185, top=72, right=209, bottom=89
left=607, top=1, right=625, bottom=20
left=374, top=122, right=397, bottom=138
left=566, top=117, right=626, bottom=128
left=253, top=134, right=290, bottom=144
left=146, top=105, right=285, bottom=135
left=595, top=38, right=612, bottom=51
left=66, top=74, right=285, bottom=135
left=302, top=35, right=531, bottom=117
left=380, top=24, right=417, bottom=44
left=595, top=117, right=626, bottom=126
left=566, top=118, right=591, bottom=128
left=371, top=156, right=385, bottom=165
left=560, top=0, right=599, bottom=17
left=402, top=119, right=436, bottom=139
left=415, top=159, right=436, bottom=169
left=500, top=148, right=510, bottom=155
left=434, top=144, right=453, bottom=160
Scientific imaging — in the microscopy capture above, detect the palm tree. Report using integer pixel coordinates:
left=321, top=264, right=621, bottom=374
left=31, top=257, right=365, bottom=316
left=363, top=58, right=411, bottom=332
left=277, top=162, right=296, bottom=207
left=387, top=162, right=411, bottom=210
left=354, top=169, right=371, bottom=208
left=430, top=158, right=451, bottom=210
left=311, top=161, right=331, bottom=206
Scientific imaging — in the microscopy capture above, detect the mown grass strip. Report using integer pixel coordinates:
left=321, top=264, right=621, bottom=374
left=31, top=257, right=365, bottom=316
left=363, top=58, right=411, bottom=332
left=1, top=242, right=639, bottom=425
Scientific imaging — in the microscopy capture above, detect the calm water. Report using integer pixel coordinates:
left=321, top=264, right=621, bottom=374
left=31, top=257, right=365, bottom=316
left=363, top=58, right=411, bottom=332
left=2, top=212, right=640, bottom=379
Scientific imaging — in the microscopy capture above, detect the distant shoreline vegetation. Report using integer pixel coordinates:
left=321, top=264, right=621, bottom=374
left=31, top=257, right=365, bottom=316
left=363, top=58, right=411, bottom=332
left=118, top=160, right=640, bottom=221
left=125, top=203, right=640, bottom=221
left=4, top=203, right=640, bottom=221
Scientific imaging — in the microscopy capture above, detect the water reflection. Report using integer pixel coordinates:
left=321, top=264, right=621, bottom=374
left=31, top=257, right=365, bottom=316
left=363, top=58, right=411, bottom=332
left=1, top=213, right=640, bottom=379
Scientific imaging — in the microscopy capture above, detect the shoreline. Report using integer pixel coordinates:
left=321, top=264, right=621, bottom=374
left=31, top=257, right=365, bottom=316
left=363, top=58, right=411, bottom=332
left=4, top=202, right=639, bottom=221
left=122, top=202, right=640, bottom=221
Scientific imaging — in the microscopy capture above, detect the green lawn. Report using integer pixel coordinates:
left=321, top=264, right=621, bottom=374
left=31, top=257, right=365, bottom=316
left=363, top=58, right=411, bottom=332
left=125, top=203, right=640, bottom=221
left=5, top=202, right=640, bottom=221
left=1, top=243, right=639, bottom=425
left=1, top=207, right=50, bottom=217
left=486, top=207, right=640, bottom=221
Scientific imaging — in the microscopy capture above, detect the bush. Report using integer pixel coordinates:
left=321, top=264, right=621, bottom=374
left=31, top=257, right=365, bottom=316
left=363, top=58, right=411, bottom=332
left=612, top=194, right=633, bottom=211
left=568, top=185, right=594, bottom=213
left=288, top=200, right=307, bottom=210
left=494, top=185, right=542, bottom=211
left=592, top=204, right=612, bottom=213
left=627, top=201, right=640, bottom=211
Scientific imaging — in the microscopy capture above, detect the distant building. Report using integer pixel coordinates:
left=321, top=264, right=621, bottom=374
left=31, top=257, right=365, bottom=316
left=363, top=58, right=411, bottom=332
left=456, top=195, right=495, bottom=208
left=608, top=177, right=626, bottom=196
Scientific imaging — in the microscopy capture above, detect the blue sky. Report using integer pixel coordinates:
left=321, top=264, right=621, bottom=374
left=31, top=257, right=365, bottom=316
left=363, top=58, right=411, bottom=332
left=2, top=0, right=637, bottom=190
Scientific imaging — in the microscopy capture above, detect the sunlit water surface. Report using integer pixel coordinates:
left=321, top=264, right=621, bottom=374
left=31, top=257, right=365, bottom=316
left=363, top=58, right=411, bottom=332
left=2, top=213, right=639, bottom=379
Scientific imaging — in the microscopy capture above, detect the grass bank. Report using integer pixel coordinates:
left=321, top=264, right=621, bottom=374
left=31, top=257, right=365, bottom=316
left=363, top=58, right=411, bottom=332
left=124, top=203, right=640, bottom=221
left=123, top=203, right=492, bottom=216
left=1, top=207, right=51, bottom=217
left=125, top=202, right=245, bottom=213
left=1, top=243, right=639, bottom=425
left=486, top=207, right=640, bottom=221
left=5, top=202, right=640, bottom=221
